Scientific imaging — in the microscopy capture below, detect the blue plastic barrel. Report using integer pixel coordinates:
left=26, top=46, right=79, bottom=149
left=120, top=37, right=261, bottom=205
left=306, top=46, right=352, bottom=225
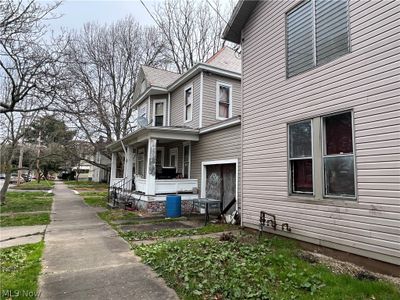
left=166, top=195, right=181, bottom=218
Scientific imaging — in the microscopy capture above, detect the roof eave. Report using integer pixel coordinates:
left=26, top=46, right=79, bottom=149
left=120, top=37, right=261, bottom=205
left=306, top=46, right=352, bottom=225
left=223, top=0, right=259, bottom=44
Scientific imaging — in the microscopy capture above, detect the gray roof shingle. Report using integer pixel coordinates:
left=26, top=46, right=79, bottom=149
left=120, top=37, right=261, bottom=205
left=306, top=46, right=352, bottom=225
left=141, top=66, right=181, bottom=88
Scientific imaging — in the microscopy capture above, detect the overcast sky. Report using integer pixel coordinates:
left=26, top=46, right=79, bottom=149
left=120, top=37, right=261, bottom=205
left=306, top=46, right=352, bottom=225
left=44, top=0, right=158, bottom=33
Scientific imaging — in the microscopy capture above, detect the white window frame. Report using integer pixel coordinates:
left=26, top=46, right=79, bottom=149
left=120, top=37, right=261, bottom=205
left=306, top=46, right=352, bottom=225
left=182, top=142, right=191, bottom=178
left=216, top=81, right=233, bottom=120
left=183, top=84, right=193, bottom=123
left=152, top=99, right=167, bottom=127
left=169, top=147, right=178, bottom=169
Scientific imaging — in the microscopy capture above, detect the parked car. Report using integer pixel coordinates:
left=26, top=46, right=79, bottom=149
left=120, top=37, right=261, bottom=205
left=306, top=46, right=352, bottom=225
left=0, top=173, right=5, bottom=179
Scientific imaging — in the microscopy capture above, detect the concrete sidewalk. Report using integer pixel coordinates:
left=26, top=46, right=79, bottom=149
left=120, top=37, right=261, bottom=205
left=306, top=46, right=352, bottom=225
left=0, top=225, right=46, bottom=248
left=39, top=182, right=178, bottom=300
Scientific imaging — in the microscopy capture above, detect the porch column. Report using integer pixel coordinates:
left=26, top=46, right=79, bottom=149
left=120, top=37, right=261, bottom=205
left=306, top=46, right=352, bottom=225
left=124, top=146, right=134, bottom=189
left=110, top=152, right=117, bottom=183
left=145, top=138, right=157, bottom=195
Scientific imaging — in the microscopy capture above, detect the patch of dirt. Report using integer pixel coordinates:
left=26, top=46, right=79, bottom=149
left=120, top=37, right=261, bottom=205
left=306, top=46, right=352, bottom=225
left=119, top=221, right=198, bottom=232
left=299, top=250, right=400, bottom=287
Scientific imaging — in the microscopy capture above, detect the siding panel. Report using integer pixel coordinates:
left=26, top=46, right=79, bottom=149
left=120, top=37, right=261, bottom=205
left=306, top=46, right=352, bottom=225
left=241, top=0, right=400, bottom=264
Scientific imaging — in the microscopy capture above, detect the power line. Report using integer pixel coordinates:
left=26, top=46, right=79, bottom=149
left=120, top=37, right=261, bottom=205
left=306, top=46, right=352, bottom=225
left=206, top=0, right=229, bottom=26
left=139, top=0, right=162, bottom=29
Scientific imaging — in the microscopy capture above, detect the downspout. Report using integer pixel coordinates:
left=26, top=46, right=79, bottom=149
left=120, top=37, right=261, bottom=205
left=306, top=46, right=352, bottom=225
left=240, top=40, right=244, bottom=228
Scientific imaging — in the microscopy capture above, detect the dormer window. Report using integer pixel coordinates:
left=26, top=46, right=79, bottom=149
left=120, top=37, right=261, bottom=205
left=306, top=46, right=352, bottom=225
left=216, top=82, right=232, bottom=120
left=184, top=85, right=193, bottom=122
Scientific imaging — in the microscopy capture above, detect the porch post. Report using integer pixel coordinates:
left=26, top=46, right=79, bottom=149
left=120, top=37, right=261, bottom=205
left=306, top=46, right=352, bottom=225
left=125, top=146, right=134, bottom=189
left=110, top=152, right=117, bottom=184
left=146, top=138, right=157, bottom=195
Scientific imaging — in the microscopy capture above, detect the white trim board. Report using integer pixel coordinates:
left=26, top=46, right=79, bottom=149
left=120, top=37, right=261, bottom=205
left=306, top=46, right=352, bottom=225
left=152, top=98, right=167, bottom=126
left=201, top=159, right=239, bottom=211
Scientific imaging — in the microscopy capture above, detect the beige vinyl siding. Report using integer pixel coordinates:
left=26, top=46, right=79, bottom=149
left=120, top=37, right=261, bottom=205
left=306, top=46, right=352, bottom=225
left=191, top=125, right=241, bottom=207
left=170, top=74, right=201, bottom=128
left=241, top=0, right=400, bottom=264
left=202, top=74, right=242, bottom=127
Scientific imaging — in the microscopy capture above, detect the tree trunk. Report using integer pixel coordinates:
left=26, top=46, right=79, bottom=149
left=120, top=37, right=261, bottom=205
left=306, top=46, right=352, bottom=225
left=0, top=158, right=13, bottom=205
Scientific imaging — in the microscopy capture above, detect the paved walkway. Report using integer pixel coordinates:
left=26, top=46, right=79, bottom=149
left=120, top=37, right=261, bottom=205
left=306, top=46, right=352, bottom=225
left=0, top=225, right=46, bottom=248
left=39, top=182, right=178, bottom=300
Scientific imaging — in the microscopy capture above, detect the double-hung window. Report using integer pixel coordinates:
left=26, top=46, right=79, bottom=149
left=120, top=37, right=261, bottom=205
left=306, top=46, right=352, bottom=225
left=323, top=112, right=355, bottom=197
left=289, top=120, right=313, bottom=194
left=286, top=0, right=350, bottom=78
left=288, top=111, right=356, bottom=199
left=184, top=86, right=193, bottom=122
left=153, top=100, right=166, bottom=127
left=216, top=82, right=232, bottom=120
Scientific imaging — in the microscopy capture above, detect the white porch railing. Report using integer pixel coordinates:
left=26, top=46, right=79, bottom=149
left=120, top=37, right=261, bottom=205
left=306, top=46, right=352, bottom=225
left=134, top=177, right=198, bottom=195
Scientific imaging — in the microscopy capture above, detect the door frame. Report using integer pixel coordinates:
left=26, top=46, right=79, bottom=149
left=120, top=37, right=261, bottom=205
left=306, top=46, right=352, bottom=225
left=201, top=159, right=239, bottom=211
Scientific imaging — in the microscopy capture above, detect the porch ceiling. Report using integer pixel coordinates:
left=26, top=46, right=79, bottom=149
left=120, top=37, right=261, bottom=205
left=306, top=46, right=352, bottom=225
left=107, top=127, right=199, bottom=152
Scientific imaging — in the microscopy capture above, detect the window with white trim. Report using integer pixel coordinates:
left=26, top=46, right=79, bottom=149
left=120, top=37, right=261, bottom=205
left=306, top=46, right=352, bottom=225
left=216, top=82, right=232, bottom=120
left=184, top=86, right=193, bottom=122
left=286, top=0, right=350, bottom=78
left=153, top=100, right=166, bottom=127
left=183, top=143, right=190, bottom=178
left=288, top=111, right=356, bottom=199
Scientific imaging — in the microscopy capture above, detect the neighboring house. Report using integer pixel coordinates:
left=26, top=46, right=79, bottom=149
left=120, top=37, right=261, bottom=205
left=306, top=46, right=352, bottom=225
left=92, top=151, right=111, bottom=183
left=72, top=158, right=95, bottom=181
left=223, top=0, right=400, bottom=265
left=107, top=47, right=242, bottom=212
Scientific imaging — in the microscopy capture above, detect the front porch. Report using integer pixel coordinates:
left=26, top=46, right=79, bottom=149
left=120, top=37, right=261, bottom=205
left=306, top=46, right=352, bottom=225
left=107, top=126, right=200, bottom=211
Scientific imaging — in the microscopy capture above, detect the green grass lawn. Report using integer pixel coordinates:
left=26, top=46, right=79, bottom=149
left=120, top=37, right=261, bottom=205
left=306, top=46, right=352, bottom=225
left=11, top=181, right=54, bottom=191
left=81, top=191, right=108, bottom=208
left=65, top=180, right=108, bottom=191
left=0, top=192, right=53, bottom=213
left=0, top=213, right=50, bottom=227
left=0, top=242, right=44, bottom=299
left=0, top=192, right=53, bottom=227
left=122, top=223, right=233, bottom=241
left=98, top=209, right=139, bottom=225
left=135, top=235, right=400, bottom=300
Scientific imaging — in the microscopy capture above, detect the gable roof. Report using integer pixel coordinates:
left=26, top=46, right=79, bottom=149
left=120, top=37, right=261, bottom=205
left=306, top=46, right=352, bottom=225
left=141, top=66, right=181, bottom=89
left=223, top=0, right=259, bottom=44
left=206, top=46, right=241, bottom=73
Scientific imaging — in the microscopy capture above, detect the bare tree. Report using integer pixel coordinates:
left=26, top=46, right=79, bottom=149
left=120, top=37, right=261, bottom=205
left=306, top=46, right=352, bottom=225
left=0, top=109, right=38, bottom=204
left=58, top=17, right=166, bottom=162
left=151, top=0, right=233, bottom=73
left=0, top=0, right=64, bottom=113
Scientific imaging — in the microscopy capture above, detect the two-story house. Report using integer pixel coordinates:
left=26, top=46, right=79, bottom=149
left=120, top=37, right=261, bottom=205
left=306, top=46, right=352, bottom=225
left=107, top=47, right=242, bottom=213
left=224, top=0, right=400, bottom=266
